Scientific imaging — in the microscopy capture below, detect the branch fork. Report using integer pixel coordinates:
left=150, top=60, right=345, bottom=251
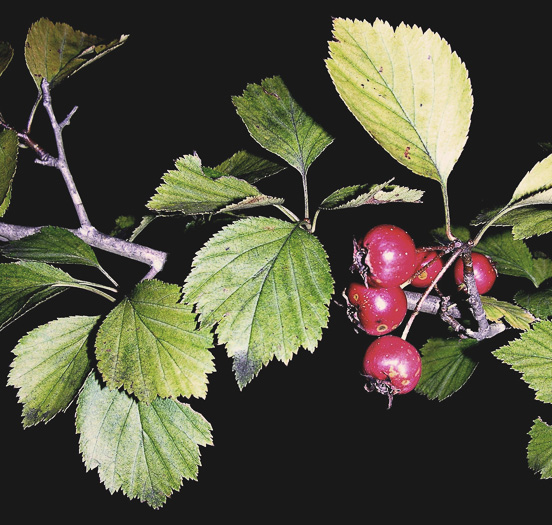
left=0, top=80, right=167, bottom=282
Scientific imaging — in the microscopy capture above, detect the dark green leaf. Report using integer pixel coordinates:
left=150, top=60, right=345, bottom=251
left=233, top=76, right=333, bottom=175
left=515, top=287, right=552, bottom=319
left=475, top=230, right=552, bottom=287
left=76, top=374, right=213, bottom=509
left=415, top=337, right=479, bottom=401
left=8, top=315, right=99, bottom=426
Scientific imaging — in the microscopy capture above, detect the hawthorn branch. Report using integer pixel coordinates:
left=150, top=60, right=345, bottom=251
left=0, top=79, right=168, bottom=281
left=0, top=222, right=168, bottom=280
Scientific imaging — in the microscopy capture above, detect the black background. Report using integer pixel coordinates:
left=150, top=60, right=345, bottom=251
left=1, top=3, right=551, bottom=519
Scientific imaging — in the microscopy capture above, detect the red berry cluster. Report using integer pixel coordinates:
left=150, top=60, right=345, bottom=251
left=345, top=224, right=497, bottom=407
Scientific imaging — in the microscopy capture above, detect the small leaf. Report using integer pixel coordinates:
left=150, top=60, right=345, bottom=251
left=95, top=279, right=214, bottom=403
left=327, top=18, right=472, bottom=187
left=76, top=374, right=212, bottom=509
left=183, top=216, right=334, bottom=388
left=8, top=315, right=99, bottom=427
left=493, top=320, right=552, bottom=404
left=25, top=18, right=128, bottom=90
left=480, top=295, right=535, bottom=330
left=0, top=128, right=18, bottom=217
left=147, top=154, right=283, bottom=215
left=319, top=179, right=423, bottom=210
left=415, top=337, right=479, bottom=401
left=527, top=418, right=552, bottom=480
left=232, top=76, right=333, bottom=175
left=214, top=150, right=286, bottom=184
left=514, top=287, right=552, bottom=319
left=0, top=41, right=13, bottom=77
left=0, top=261, right=104, bottom=330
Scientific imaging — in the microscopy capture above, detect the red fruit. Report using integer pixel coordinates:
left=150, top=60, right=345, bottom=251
left=362, top=335, right=422, bottom=406
left=361, top=224, right=418, bottom=287
left=357, top=286, right=408, bottom=336
left=453, top=252, right=497, bottom=295
left=411, top=250, right=444, bottom=288
left=346, top=282, right=370, bottom=307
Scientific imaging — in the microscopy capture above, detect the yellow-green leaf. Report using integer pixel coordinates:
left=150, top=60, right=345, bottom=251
left=326, top=18, right=472, bottom=187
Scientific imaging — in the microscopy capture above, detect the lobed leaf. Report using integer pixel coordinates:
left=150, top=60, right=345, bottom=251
left=415, top=337, right=479, bottom=401
left=326, top=18, right=472, bottom=187
left=8, top=315, right=99, bottom=427
left=76, top=374, right=212, bottom=509
left=147, top=154, right=283, bottom=214
left=493, top=320, right=552, bottom=404
left=319, top=179, right=423, bottom=210
left=95, top=279, right=215, bottom=403
left=232, top=76, right=333, bottom=175
left=24, top=18, right=128, bottom=90
left=0, top=128, right=18, bottom=217
left=527, top=418, right=552, bottom=480
left=183, top=216, right=334, bottom=388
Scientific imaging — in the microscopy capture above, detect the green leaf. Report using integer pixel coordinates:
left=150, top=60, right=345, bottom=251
left=327, top=18, right=472, bottom=187
left=319, top=179, right=423, bottom=210
left=147, top=154, right=283, bottom=215
left=214, top=150, right=286, bottom=184
left=0, top=41, right=13, bottom=77
left=514, top=287, right=552, bottom=319
left=0, top=261, right=111, bottom=330
left=528, top=418, right=552, bottom=480
left=0, top=226, right=115, bottom=283
left=415, top=337, right=479, bottom=401
left=183, top=216, right=334, bottom=388
left=475, top=230, right=552, bottom=287
left=0, top=128, right=18, bottom=217
left=24, top=17, right=128, bottom=90
left=232, top=76, right=333, bottom=175
left=95, top=279, right=214, bottom=403
left=76, top=374, right=212, bottom=509
left=8, top=315, right=99, bottom=427
left=480, top=295, right=535, bottom=331
left=493, top=320, right=552, bottom=404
